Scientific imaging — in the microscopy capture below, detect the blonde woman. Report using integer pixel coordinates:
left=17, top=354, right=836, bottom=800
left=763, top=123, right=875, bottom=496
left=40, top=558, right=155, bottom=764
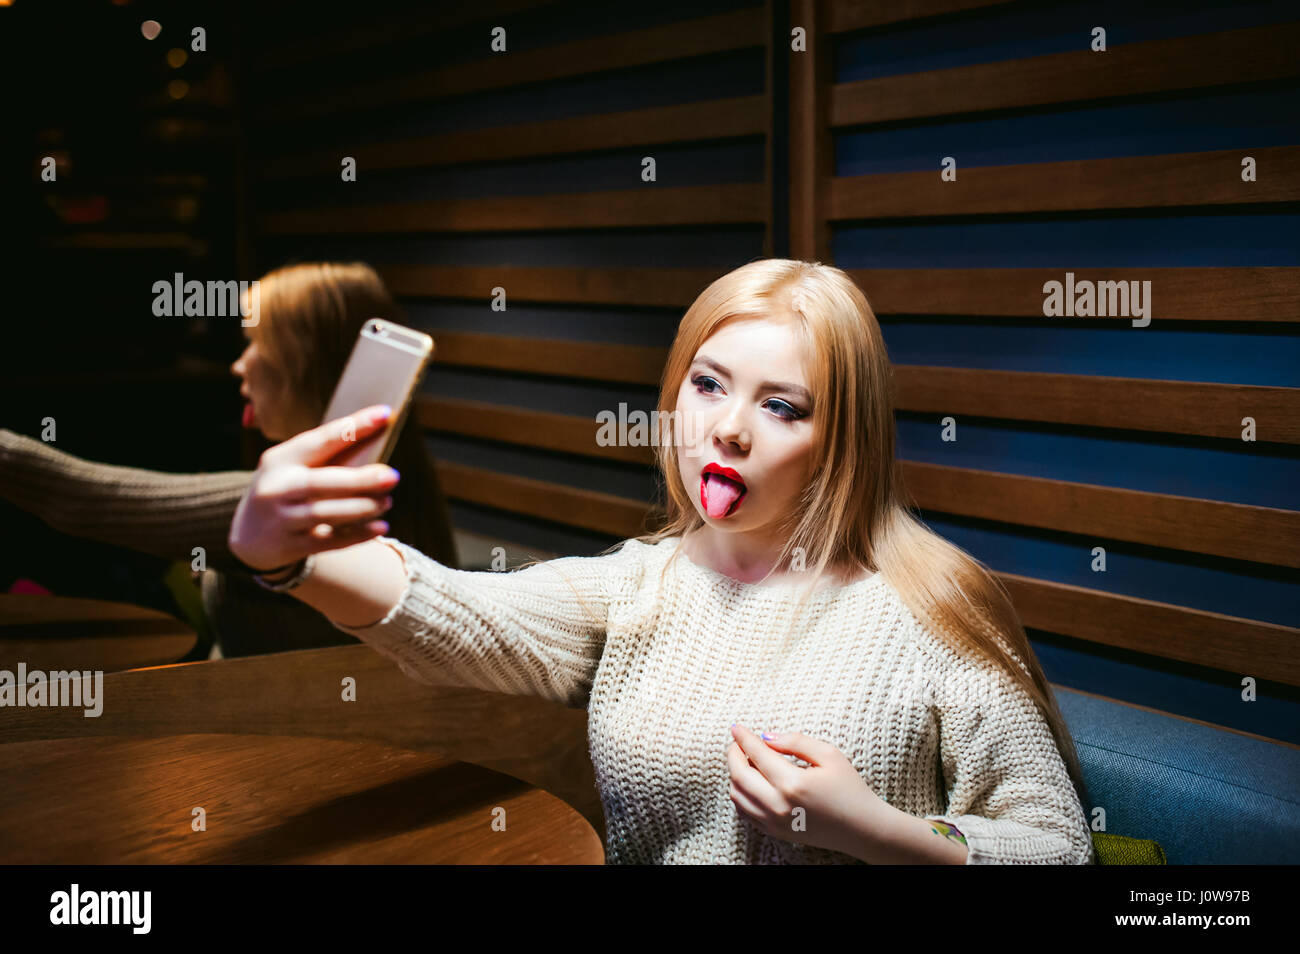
left=0, top=262, right=458, bottom=657
left=229, top=259, right=1095, bottom=864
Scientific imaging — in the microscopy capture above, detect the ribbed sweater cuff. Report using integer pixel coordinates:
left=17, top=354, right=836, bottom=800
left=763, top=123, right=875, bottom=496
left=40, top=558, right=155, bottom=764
left=333, top=537, right=432, bottom=636
left=924, top=812, right=1093, bottom=865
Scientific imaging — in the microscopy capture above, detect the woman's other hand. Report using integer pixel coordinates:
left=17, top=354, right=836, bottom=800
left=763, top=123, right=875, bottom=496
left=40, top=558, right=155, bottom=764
left=228, top=404, right=401, bottom=572
left=727, top=725, right=887, bottom=859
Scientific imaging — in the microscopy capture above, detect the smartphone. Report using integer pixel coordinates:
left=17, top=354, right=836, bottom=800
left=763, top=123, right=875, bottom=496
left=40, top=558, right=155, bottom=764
left=322, top=318, right=434, bottom=467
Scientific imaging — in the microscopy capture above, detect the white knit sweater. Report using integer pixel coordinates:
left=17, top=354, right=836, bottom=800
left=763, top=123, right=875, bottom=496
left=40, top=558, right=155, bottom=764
left=334, top=535, right=1095, bottom=865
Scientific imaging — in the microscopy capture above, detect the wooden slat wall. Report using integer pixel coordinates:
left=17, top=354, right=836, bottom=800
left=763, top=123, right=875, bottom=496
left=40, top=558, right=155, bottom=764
left=786, top=0, right=1300, bottom=712
left=245, top=0, right=773, bottom=560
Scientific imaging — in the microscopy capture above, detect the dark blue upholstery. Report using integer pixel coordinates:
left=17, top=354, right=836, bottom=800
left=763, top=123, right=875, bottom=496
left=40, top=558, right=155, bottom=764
left=1055, top=686, right=1300, bottom=864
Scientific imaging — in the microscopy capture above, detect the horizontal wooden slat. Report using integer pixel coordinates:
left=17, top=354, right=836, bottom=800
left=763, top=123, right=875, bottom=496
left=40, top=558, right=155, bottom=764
left=385, top=264, right=1300, bottom=322
left=259, top=96, right=767, bottom=180
left=422, top=376, right=1300, bottom=464
left=418, top=397, right=649, bottom=464
left=262, top=8, right=766, bottom=121
left=827, top=146, right=1300, bottom=217
left=902, top=460, right=1300, bottom=568
left=380, top=264, right=719, bottom=307
left=828, top=0, right=1014, bottom=33
left=436, top=462, right=652, bottom=538
left=1001, top=573, right=1300, bottom=687
left=260, top=182, right=765, bottom=234
left=849, top=267, right=1300, bottom=322
left=895, top=366, right=1300, bottom=444
left=831, top=22, right=1300, bottom=126
left=426, top=334, right=1300, bottom=442
left=431, top=332, right=664, bottom=385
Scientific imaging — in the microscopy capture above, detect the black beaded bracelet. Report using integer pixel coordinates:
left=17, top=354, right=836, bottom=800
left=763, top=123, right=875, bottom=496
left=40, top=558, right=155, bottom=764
left=251, top=555, right=315, bottom=592
left=233, top=555, right=297, bottom=577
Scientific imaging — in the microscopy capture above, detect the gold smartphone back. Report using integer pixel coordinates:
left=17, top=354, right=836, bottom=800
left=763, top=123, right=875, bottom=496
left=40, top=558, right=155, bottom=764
left=322, top=319, right=434, bottom=466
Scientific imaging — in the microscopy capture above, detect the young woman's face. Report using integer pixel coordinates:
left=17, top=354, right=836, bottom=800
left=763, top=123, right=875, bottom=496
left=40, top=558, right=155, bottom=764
left=674, top=316, right=817, bottom=537
left=230, top=287, right=305, bottom=442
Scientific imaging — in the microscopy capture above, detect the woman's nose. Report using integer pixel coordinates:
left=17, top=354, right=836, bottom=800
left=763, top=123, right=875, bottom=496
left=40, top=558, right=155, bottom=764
left=713, top=403, right=750, bottom=449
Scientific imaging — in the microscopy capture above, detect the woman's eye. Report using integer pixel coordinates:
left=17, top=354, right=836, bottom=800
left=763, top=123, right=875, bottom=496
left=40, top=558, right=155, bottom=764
left=693, top=374, right=719, bottom=394
left=765, top=399, right=804, bottom=421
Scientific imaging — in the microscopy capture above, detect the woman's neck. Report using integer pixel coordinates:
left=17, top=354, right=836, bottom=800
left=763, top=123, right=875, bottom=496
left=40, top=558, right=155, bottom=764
left=681, top=527, right=874, bottom=586
left=681, top=527, right=799, bottom=584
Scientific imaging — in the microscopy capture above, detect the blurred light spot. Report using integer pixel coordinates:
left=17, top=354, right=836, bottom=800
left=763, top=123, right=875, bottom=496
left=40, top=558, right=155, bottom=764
left=171, top=196, right=199, bottom=223
left=154, top=117, right=184, bottom=140
left=141, top=19, right=161, bottom=40
left=167, top=48, right=187, bottom=68
left=167, top=79, right=189, bottom=100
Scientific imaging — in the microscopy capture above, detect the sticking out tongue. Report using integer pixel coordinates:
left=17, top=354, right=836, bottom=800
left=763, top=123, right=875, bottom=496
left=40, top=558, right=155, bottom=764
left=702, top=472, right=745, bottom=518
left=242, top=403, right=255, bottom=428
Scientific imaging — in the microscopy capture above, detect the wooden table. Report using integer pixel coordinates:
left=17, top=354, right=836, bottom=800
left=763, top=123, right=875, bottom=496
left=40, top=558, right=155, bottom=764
left=0, top=733, right=604, bottom=864
left=0, top=594, right=196, bottom=672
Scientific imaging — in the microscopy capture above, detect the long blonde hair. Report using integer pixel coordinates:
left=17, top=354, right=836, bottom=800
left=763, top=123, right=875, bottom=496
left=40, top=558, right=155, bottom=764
left=620, top=258, right=1088, bottom=804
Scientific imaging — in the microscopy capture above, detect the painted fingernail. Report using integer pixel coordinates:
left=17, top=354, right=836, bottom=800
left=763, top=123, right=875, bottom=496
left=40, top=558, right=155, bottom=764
left=387, top=468, right=400, bottom=482
left=761, top=732, right=774, bottom=740
left=373, top=405, right=392, bottom=422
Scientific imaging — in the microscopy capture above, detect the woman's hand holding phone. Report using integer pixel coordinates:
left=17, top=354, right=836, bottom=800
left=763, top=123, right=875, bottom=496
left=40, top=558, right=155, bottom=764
left=229, top=404, right=402, bottom=573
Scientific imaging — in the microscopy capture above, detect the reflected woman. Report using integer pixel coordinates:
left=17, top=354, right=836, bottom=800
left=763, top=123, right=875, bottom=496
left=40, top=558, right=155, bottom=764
left=0, top=261, right=458, bottom=657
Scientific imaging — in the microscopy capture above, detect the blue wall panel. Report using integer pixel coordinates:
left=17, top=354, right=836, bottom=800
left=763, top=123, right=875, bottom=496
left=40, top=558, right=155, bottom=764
left=832, top=0, right=1300, bottom=737
left=836, top=0, right=1300, bottom=82
left=921, top=513, right=1299, bottom=629
left=879, top=319, right=1300, bottom=387
left=897, top=415, right=1300, bottom=509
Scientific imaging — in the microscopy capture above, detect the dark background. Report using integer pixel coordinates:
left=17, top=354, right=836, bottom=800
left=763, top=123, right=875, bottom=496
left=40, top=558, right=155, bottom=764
left=3, top=0, right=258, bottom=608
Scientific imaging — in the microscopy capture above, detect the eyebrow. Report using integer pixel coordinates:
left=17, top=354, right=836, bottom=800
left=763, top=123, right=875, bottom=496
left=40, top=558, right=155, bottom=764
left=692, top=355, right=813, bottom=405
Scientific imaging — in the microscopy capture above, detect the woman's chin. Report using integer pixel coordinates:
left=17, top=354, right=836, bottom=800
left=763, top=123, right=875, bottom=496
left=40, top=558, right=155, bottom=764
left=699, top=508, right=747, bottom=528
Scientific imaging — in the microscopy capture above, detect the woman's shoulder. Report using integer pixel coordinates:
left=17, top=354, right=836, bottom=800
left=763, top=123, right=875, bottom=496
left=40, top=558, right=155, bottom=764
left=590, top=535, right=678, bottom=577
left=478, top=535, right=672, bottom=589
left=574, top=535, right=678, bottom=596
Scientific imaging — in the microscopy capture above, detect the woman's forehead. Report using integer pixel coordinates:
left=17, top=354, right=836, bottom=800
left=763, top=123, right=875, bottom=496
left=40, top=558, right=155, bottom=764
left=696, top=318, right=812, bottom=370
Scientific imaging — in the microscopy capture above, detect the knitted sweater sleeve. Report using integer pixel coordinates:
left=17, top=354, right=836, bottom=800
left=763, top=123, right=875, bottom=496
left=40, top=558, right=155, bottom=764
left=330, top=536, right=640, bottom=708
left=922, top=651, right=1095, bottom=865
left=0, top=428, right=253, bottom=570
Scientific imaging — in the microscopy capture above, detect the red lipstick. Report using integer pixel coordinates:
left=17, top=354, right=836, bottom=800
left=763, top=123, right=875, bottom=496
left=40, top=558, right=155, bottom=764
left=703, top=462, right=745, bottom=484
left=700, top=462, right=747, bottom=519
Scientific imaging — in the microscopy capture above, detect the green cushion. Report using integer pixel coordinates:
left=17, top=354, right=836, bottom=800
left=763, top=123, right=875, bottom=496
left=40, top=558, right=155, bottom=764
left=162, top=560, right=214, bottom=657
left=1092, top=831, right=1167, bottom=865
